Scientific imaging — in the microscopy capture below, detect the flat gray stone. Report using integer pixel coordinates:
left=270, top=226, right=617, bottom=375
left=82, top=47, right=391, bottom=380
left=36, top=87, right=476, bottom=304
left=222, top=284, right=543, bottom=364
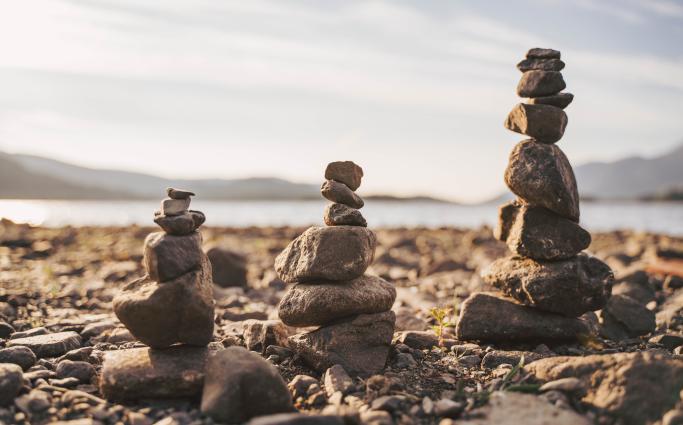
left=504, top=103, right=567, bottom=144
left=321, top=180, right=364, bottom=209
left=278, top=275, right=396, bottom=327
left=494, top=201, right=591, bottom=260
left=325, top=161, right=364, bottom=191
left=528, top=93, right=574, bottom=109
left=526, top=48, right=561, bottom=59
left=517, top=58, right=565, bottom=72
left=275, top=226, right=376, bottom=283
left=143, top=231, right=204, bottom=282
left=517, top=70, right=566, bottom=98
left=483, top=254, right=613, bottom=317
left=288, top=311, right=395, bottom=377
left=505, top=140, right=580, bottom=221
left=455, top=293, right=591, bottom=342
left=8, top=331, right=82, bottom=358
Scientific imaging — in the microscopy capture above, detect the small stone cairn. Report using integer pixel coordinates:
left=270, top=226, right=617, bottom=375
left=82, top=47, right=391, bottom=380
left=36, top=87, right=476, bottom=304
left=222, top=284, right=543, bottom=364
left=456, top=48, right=615, bottom=342
left=112, top=188, right=214, bottom=348
left=275, top=161, right=396, bottom=377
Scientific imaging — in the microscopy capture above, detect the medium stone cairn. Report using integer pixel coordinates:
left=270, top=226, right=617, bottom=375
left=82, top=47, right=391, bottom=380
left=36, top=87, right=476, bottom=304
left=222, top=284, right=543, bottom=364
left=112, top=188, right=214, bottom=348
left=275, top=161, right=396, bottom=377
left=456, top=48, right=615, bottom=342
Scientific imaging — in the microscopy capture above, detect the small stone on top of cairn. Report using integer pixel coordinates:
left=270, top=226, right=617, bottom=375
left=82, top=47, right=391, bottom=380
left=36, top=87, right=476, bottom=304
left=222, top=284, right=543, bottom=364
left=456, top=48, right=616, bottom=343
left=275, top=161, right=396, bottom=377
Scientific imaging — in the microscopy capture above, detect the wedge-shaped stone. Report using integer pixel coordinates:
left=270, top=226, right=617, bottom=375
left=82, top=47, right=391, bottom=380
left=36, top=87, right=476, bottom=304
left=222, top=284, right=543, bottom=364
left=7, top=332, right=82, bottom=358
left=321, top=180, right=364, bottom=209
left=504, top=103, right=567, bottom=144
left=517, top=58, right=565, bottom=72
left=455, top=293, right=591, bottom=342
left=505, top=140, right=580, bottom=221
left=278, top=275, right=396, bottom=327
left=275, top=226, right=376, bottom=283
left=483, top=254, right=613, bottom=317
left=288, top=311, right=395, bottom=377
left=113, top=256, right=214, bottom=348
left=143, top=231, right=204, bottom=282
left=100, top=346, right=214, bottom=401
left=324, top=203, right=367, bottom=227
left=528, top=93, right=573, bottom=109
left=517, top=70, right=566, bottom=98
left=495, top=201, right=590, bottom=260
left=325, top=161, right=364, bottom=191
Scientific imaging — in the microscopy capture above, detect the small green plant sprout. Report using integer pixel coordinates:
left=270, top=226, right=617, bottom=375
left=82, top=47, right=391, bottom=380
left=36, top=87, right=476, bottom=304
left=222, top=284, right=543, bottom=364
left=429, top=306, right=454, bottom=348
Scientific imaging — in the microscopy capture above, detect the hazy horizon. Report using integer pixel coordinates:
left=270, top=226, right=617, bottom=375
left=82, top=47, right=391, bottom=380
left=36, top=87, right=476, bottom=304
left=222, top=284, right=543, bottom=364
left=1, top=0, right=682, bottom=202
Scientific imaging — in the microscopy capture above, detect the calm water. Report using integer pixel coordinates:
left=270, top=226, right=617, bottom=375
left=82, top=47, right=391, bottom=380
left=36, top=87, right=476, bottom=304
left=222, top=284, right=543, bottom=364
left=1, top=199, right=682, bottom=235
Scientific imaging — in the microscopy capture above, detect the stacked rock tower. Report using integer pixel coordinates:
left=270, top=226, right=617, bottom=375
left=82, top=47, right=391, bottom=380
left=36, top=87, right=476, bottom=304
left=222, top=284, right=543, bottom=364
left=456, top=48, right=614, bottom=342
left=275, top=161, right=396, bottom=377
left=113, top=188, right=214, bottom=348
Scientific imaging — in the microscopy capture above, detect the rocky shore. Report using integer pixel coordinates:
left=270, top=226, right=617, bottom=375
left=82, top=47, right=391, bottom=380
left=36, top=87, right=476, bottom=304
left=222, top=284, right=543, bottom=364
left=0, top=217, right=682, bottom=425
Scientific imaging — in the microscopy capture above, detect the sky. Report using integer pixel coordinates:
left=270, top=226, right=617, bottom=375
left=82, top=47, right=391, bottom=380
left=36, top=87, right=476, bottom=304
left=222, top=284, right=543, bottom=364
left=0, top=0, right=682, bottom=202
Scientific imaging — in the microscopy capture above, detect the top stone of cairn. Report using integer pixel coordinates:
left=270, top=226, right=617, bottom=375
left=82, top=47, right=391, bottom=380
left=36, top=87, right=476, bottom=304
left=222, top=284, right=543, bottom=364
left=166, top=187, right=196, bottom=200
left=325, top=161, right=364, bottom=191
left=526, top=48, right=560, bottom=59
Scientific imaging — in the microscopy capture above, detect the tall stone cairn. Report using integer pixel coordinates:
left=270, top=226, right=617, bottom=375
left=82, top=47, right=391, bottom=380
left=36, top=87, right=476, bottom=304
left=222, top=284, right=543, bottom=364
left=275, top=161, right=396, bottom=377
left=455, top=48, right=615, bottom=342
left=112, top=188, right=215, bottom=348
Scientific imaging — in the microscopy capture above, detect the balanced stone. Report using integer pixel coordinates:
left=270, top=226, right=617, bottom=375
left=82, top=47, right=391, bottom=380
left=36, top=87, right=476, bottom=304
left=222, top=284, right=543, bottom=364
left=324, top=203, right=367, bottom=227
left=325, top=161, right=364, bottom=191
left=483, top=253, right=613, bottom=317
left=517, top=70, right=566, bottom=98
left=278, top=275, right=396, bottom=327
left=505, top=103, right=567, bottom=144
left=166, top=187, right=195, bottom=199
left=526, top=48, right=560, bottom=59
left=143, top=231, right=204, bottom=282
left=275, top=226, right=376, bottom=283
left=455, top=293, right=591, bottom=342
left=505, top=140, right=580, bottom=221
left=200, top=347, right=294, bottom=423
left=528, top=93, right=574, bottom=109
left=161, top=197, right=190, bottom=216
left=495, top=201, right=591, bottom=260
left=154, top=211, right=205, bottom=236
left=517, top=58, right=565, bottom=72
left=321, top=180, right=364, bottom=209
left=113, top=256, right=214, bottom=348
left=288, top=311, right=395, bottom=377
left=100, top=346, right=214, bottom=401
left=8, top=331, right=82, bottom=358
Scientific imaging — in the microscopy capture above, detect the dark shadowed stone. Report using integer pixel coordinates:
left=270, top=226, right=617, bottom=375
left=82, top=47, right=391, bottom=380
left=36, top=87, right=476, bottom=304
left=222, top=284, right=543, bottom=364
left=324, top=203, right=367, bottom=227
left=528, top=93, right=574, bottom=109
left=166, top=187, right=195, bottom=199
left=504, top=103, right=567, bottom=143
left=206, top=247, right=248, bottom=288
left=455, top=293, right=591, bottom=342
left=526, top=352, right=683, bottom=425
left=600, top=294, right=655, bottom=340
left=0, top=363, right=23, bottom=406
left=526, top=48, right=560, bottom=59
left=100, top=346, right=214, bottom=401
left=321, top=180, right=364, bottom=209
left=113, top=256, right=214, bottom=348
left=505, top=140, right=580, bottom=221
left=278, top=275, right=396, bottom=327
left=242, top=320, right=291, bottom=354
left=395, top=331, right=457, bottom=350
left=248, top=413, right=345, bottom=425
left=143, top=231, right=204, bottom=282
left=517, top=70, right=566, bottom=98
left=517, top=58, right=565, bottom=72
left=495, top=201, right=591, bottom=260
left=8, top=331, right=82, bottom=358
left=275, top=226, right=376, bottom=283
left=55, top=360, right=95, bottom=383
left=154, top=211, right=205, bottom=236
left=0, top=346, right=36, bottom=370
left=288, top=311, right=395, bottom=377
left=0, top=321, right=14, bottom=339
left=325, top=161, right=364, bottom=191
left=200, top=347, right=294, bottom=423
left=483, top=254, right=613, bottom=317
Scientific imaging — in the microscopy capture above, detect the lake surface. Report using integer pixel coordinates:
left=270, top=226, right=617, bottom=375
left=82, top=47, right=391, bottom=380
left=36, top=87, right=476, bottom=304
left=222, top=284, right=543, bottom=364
left=1, top=199, right=682, bottom=235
